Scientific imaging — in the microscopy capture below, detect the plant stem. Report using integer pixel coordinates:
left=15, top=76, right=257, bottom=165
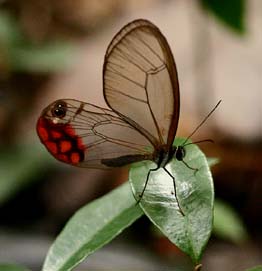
left=194, top=263, right=202, bottom=271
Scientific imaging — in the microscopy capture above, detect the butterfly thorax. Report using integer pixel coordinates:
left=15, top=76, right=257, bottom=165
left=153, top=145, right=186, bottom=168
left=153, top=145, right=175, bottom=168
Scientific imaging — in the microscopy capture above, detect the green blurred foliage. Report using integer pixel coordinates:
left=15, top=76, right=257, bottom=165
left=0, top=11, right=74, bottom=73
left=245, top=266, right=262, bottom=271
left=201, top=0, right=245, bottom=33
left=207, top=157, right=219, bottom=167
left=0, top=264, right=30, bottom=271
left=0, top=143, right=55, bottom=205
left=0, top=10, right=75, bottom=204
left=213, top=199, right=248, bottom=243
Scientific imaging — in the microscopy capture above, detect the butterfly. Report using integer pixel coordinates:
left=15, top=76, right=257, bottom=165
left=37, top=19, right=219, bottom=214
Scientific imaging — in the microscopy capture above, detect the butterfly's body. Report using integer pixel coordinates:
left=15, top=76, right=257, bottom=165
left=101, top=145, right=178, bottom=168
left=152, top=145, right=173, bottom=168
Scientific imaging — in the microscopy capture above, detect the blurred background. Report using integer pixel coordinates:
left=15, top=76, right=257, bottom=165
left=0, top=0, right=261, bottom=270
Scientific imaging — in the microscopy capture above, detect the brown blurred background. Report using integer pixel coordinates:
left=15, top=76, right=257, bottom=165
left=0, top=0, right=261, bottom=270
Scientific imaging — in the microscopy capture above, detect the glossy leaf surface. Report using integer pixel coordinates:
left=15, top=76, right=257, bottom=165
left=42, top=182, right=142, bottom=271
left=130, top=138, right=214, bottom=263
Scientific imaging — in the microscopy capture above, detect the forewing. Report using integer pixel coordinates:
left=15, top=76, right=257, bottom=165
left=103, top=19, right=180, bottom=147
left=37, top=99, right=154, bottom=169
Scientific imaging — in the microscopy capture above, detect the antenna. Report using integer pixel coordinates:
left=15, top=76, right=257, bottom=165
left=183, top=139, right=214, bottom=147
left=182, top=100, right=222, bottom=146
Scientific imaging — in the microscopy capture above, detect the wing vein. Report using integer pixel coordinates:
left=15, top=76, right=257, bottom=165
left=113, top=47, right=147, bottom=73
left=136, top=31, right=165, bottom=64
left=107, top=66, right=145, bottom=89
left=105, top=88, right=147, bottom=104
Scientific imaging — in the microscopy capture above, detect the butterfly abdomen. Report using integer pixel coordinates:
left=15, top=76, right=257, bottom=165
left=101, top=154, right=151, bottom=167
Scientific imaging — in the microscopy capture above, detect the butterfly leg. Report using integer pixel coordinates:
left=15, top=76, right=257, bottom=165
left=181, top=160, right=198, bottom=175
left=163, top=167, right=185, bottom=216
left=137, top=167, right=159, bottom=203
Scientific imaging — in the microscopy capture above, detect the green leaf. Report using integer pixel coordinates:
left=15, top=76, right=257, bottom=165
left=42, top=182, right=143, bottom=271
left=129, top=138, right=214, bottom=263
left=213, top=199, right=248, bottom=243
left=245, top=266, right=262, bottom=271
left=0, top=263, right=30, bottom=271
left=201, top=0, right=245, bottom=33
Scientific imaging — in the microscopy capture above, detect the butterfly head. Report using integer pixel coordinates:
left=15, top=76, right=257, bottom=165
left=175, top=145, right=186, bottom=161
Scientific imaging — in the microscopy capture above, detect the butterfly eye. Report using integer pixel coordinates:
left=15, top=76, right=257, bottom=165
left=51, top=101, right=67, bottom=118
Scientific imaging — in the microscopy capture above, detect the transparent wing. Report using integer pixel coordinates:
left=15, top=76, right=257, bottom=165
left=103, top=19, right=180, bottom=147
left=37, top=99, right=154, bottom=169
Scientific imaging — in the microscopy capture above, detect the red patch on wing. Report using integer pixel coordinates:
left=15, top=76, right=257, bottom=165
left=57, top=154, right=69, bottom=163
left=45, top=141, right=58, bottom=154
left=60, top=140, right=72, bottom=153
left=70, top=152, right=81, bottom=164
left=64, top=125, right=75, bottom=137
left=37, top=118, right=49, bottom=141
left=77, top=137, right=85, bottom=151
left=51, top=130, right=62, bottom=139
left=37, top=117, right=86, bottom=165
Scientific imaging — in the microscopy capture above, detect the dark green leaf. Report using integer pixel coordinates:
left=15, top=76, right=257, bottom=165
left=129, top=138, right=214, bottom=263
left=42, top=182, right=143, bottom=271
left=201, top=0, right=245, bottom=33
left=0, top=263, right=30, bottom=271
left=245, top=266, right=262, bottom=271
left=213, top=199, right=248, bottom=243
